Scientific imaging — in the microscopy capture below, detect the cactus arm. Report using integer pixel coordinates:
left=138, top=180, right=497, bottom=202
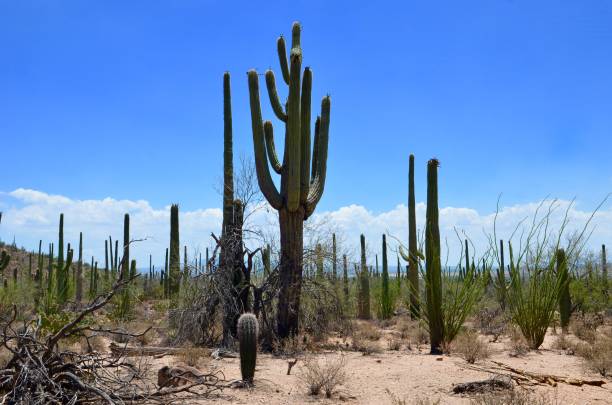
left=305, top=96, right=330, bottom=218
left=263, top=121, right=282, bottom=174
left=277, top=36, right=290, bottom=85
left=311, top=117, right=320, bottom=180
left=265, top=71, right=287, bottom=122
left=247, top=70, right=283, bottom=210
left=299, top=67, right=312, bottom=204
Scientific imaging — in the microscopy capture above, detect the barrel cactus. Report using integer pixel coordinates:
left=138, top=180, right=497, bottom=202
left=237, top=313, right=259, bottom=384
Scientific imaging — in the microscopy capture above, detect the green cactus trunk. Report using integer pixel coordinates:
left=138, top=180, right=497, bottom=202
left=76, top=232, right=83, bottom=304
left=315, top=243, right=324, bottom=279
left=343, top=254, right=349, bottom=308
left=408, top=154, right=420, bottom=319
left=425, top=159, right=443, bottom=354
left=357, top=234, right=371, bottom=319
left=248, top=22, right=330, bottom=339
left=495, top=239, right=507, bottom=310
left=237, top=313, right=258, bottom=384
left=122, top=214, right=130, bottom=279
left=332, top=233, right=337, bottom=283
left=557, top=249, right=571, bottom=333
left=603, top=244, right=608, bottom=306
left=47, top=243, right=54, bottom=296
left=380, top=234, right=392, bottom=319
left=56, top=213, right=73, bottom=303
left=169, top=204, right=180, bottom=297
left=104, top=239, right=109, bottom=285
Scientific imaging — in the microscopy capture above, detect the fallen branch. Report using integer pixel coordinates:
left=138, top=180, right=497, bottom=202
left=490, top=361, right=607, bottom=387
left=109, top=342, right=183, bottom=357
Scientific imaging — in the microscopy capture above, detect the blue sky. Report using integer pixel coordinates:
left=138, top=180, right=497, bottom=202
left=1, top=1, right=611, bottom=265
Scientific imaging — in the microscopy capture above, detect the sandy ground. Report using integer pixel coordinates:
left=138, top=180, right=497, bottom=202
left=140, top=329, right=612, bottom=405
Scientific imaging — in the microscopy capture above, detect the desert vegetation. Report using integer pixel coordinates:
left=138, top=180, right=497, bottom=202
left=0, top=21, right=610, bottom=405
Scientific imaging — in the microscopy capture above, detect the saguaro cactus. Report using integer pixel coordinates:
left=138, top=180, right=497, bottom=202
left=122, top=214, right=130, bottom=279
left=425, top=159, right=443, bottom=354
left=169, top=204, right=180, bottom=296
left=315, top=243, right=324, bottom=279
left=76, top=232, right=83, bottom=304
left=556, top=249, right=571, bottom=332
left=247, top=22, right=331, bottom=338
left=400, top=154, right=420, bottom=319
left=603, top=244, right=608, bottom=305
left=237, top=313, right=258, bottom=384
left=342, top=254, right=349, bottom=307
left=357, top=234, right=371, bottom=319
left=380, top=234, right=392, bottom=319
left=56, top=214, right=74, bottom=303
left=494, top=239, right=507, bottom=310
left=332, top=233, right=337, bottom=282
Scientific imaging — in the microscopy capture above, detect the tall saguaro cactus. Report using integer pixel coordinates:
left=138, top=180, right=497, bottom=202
left=425, top=159, right=443, bottom=354
left=247, top=22, right=331, bottom=338
left=76, top=232, right=83, bottom=304
left=556, top=248, right=571, bottom=333
left=169, top=204, right=180, bottom=296
left=380, top=234, right=392, bottom=319
left=400, top=154, right=420, bottom=318
left=56, top=214, right=74, bottom=303
left=357, top=234, right=371, bottom=319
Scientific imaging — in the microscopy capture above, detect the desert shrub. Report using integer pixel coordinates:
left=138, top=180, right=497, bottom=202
left=475, top=307, right=506, bottom=341
left=387, top=337, right=403, bottom=351
left=178, top=346, right=209, bottom=368
left=571, top=313, right=603, bottom=344
left=355, top=322, right=381, bottom=341
left=453, top=329, right=490, bottom=364
left=506, top=325, right=529, bottom=356
left=396, top=318, right=415, bottom=339
left=576, top=334, right=612, bottom=377
left=301, top=278, right=346, bottom=342
left=298, top=355, right=347, bottom=398
left=272, top=334, right=306, bottom=357
left=470, top=388, right=559, bottom=405
left=351, top=335, right=382, bottom=354
left=79, top=334, right=107, bottom=353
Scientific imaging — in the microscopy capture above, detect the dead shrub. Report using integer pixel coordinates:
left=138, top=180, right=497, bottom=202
left=79, top=334, right=107, bottom=353
left=475, top=308, right=506, bottom=342
left=571, top=314, right=601, bottom=344
left=298, top=355, right=347, bottom=398
left=453, top=329, right=490, bottom=364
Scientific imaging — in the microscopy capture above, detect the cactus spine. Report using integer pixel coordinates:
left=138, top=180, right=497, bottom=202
left=556, top=249, right=571, bottom=332
left=169, top=204, right=180, bottom=297
left=380, top=234, right=392, bottom=319
left=425, top=159, right=443, bottom=354
left=247, top=22, right=331, bottom=338
left=237, top=313, right=258, bottom=384
left=357, top=234, right=370, bottom=319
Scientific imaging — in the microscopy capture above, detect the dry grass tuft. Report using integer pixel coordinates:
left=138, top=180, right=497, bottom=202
left=299, top=355, right=347, bottom=398
left=352, top=335, right=382, bottom=355
left=506, top=325, right=529, bottom=356
left=453, top=329, right=490, bottom=364
left=387, top=337, right=403, bottom=351
left=356, top=322, right=382, bottom=341
left=575, top=333, right=612, bottom=377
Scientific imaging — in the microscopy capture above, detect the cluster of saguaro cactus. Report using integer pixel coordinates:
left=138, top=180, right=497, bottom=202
left=247, top=22, right=331, bottom=338
left=237, top=313, right=258, bottom=384
left=425, top=159, right=443, bottom=354
left=357, top=234, right=370, bottom=319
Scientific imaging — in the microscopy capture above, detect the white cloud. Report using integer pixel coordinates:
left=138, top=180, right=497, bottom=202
left=0, top=188, right=610, bottom=270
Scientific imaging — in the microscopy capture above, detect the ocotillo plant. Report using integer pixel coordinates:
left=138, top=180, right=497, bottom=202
left=237, top=313, right=258, bottom=384
left=380, top=234, right=392, bottom=319
left=425, top=159, right=443, bottom=354
left=357, top=234, right=370, bottom=319
left=556, top=249, right=571, bottom=332
left=75, top=232, right=83, bottom=304
left=400, top=154, right=420, bottom=319
left=122, top=214, right=129, bottom=279
left=169, top=204, right=180, bottom=296
left=247, top=22, right=331, bottom=338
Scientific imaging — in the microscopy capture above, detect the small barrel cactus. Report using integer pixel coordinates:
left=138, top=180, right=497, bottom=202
left=237, top=313, right=258, bottom=383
